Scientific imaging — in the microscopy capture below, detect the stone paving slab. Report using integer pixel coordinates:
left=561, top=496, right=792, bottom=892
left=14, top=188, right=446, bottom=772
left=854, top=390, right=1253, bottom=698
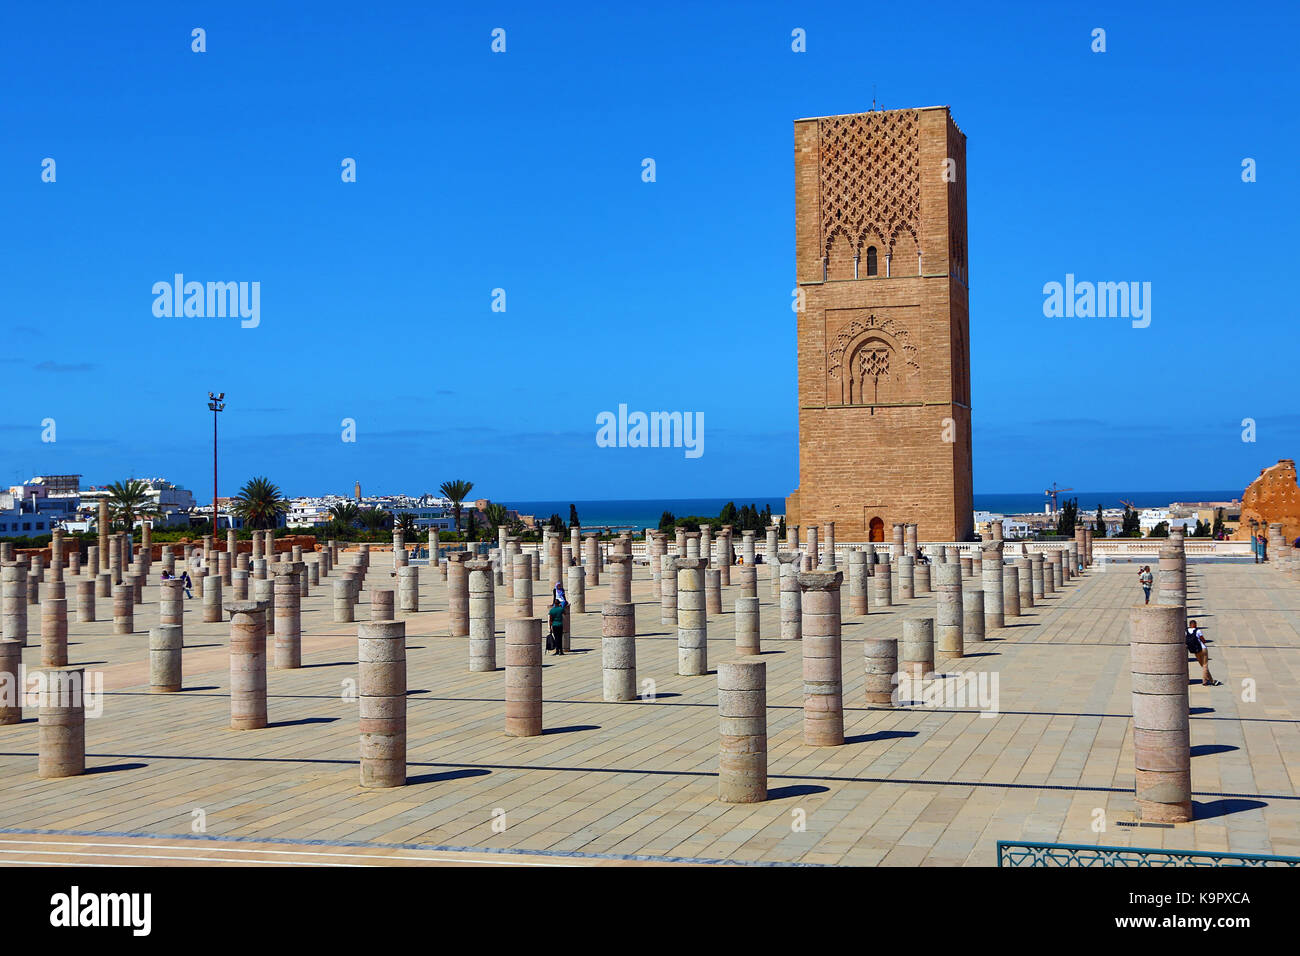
left=1, top=554, right=1297, bottom=866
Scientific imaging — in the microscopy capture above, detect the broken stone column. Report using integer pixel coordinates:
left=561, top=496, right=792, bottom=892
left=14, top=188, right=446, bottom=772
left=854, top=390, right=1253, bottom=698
left=254, top=576, right=276, bottom=634
left=1157, top=546, right=1186, bottom=615
left=705, top=568, right=722, bottom=615
left=685, top=531, right=701, bottom=560
left=700, top=526, right=713, bottom=565
left=904, top=523, right=919, bottom=559
left=735, top=595, right=759, bottom=655
left=848, top=550, right=868, bottom=614
left=873, top=558, right=893, bottom=608
left=717, top=527, right=733, bottom=586
left=505, top=617, right=543, bottom=736
left=1085, top=527, right=1094, bottom=567
left=228, top=600, right=269, bottom=729
left=86, top=544, right=99, bottom=578
left=358, top=619, right=407, bottom=788
left=371, top=588, right=395, bottom=621
left=1051, top=550, right=1065, bottom=588
left=676, top=557, right=708, bottom=676
left=982, top=545, right=1005, bottom=631
left=914, top=559, right=931, bottom=594
left=1041, top=554, right=1056, bottom=595
left=960, top=554, right=974, bottom=577
left=3, top=563, right=28, bottom=646
left=935, top=563, right=964, bottom=661
left=112, top=583, right=134, bottom=634
left=231, top=568, right=249, bottom=601
left=274, top=568, right=302, bottom=668
left=150, top=624, right=183, bottom=692
left=1002, top=565, right=1021, bottom=618
left=41, top=598, right=68, bottom=667
left=823, top=522, right=836, bottom=570
left=38, top=667, right=86, bottom=778
left=900, top=618, right=935, bottom=682
left=74, top=578, right=96, bottom=624
left=1015, top=557, right=1034, bottom=609
left=608, top=553, right=632, bottom=606
left=398, top=565, right=419, bottom=613
left=799, top=571, right=844, bottom=747
left=805, top=526, right=819, bottom=570
left=447, top=552, right=471, bottom=634
left=583, top=533, right=600, bottom=586
left=96, top=570, right=112, bottom=599
left=660, top=556, right=678, bottom=625
left=468, top=559, right=497, bottom=672
left=964, top=588, right=985, bottom=643
left=897, top=555, right=915, bottom=600
left=601, top=602, right=637, bottom=701
left=864, top=636, right=897, bottom=706
left=566, top=564, right=585, bottom=614
left=1130, top=603, right=1192, bottom=823
left=1031, top=552, right=1045, bottom=599
left=513, top=554, right=533, bottom=619
left=332, top=579, right=353, bottom=623
left=530, top=550, right=540, bottom=582
left=717, top=659, right=767, bottom=803
left=0, top=638, right=20, bottom=724
left=1069, top=539, right=1081, bottom=574
left=742, top=531, right=756, bottom=569
left=737, top=564, right=757, bottom=598
left=779, top=554, right=802, bottom=640
left=202, top=574, right=224, bottom=623
left=97, top=500, right=110, bottom=572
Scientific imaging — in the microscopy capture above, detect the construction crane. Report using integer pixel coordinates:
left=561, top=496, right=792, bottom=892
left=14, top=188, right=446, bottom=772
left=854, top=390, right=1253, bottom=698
left=1119, top=499, right=1137, bottom=511
left=1044, top=483, right=1074, bottom=512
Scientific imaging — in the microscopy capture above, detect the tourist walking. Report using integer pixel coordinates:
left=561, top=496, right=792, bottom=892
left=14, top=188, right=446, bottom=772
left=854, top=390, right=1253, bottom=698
left=547, top=598, right=565, bottom=655
left=1138, top=565, right=1153, bottom=604
left=180, top=570, right=193, bottom=599
left=1185, top=620, right=1219, bottom=686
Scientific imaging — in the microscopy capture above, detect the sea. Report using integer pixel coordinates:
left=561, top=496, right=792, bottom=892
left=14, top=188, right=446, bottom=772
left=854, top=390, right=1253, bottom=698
left=504, top=491, right=1241, bottom=531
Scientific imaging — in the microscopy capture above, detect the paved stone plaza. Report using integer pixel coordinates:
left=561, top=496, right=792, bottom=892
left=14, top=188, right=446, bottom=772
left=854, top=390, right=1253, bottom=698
left=1, top=554, right=1297, bottom=866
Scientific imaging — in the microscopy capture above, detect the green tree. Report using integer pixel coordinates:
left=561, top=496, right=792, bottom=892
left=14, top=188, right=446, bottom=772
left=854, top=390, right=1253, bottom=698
left=1211, top=508, right=1225, bottom=539
left=329, top=501, right=360, bottom=527
left=659, top=510, right=676, bottom=530
left=546, top=513, right=565, bottom=532
left=229, top=476, right=289, bottom=530
left=569, top=504, right=580, bottom=528
left=1147, top=521, right=1170, bottom=538
left=103, top=480, right=162, bottom=537
left=439, top=479, right=474, bottom=535
left=1121, top=505, right=1141, bottom=537
left=485, top=502, right=507, bottom=534
left=720, top=501, right=739, bottom=526
left=1054, top=497, right=1079, bottom=537
left=358, top=508, right=391, bottom=532
left=1093, top=504, right=1107, bottom=538
left=394, top=512, right=418, bottom=539
left=466, top=509, right=480, bottom=541
left=1191, top=518, right=1211, bottom=537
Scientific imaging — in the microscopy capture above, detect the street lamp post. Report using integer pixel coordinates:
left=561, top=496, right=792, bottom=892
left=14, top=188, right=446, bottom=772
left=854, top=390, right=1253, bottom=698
left=208, top=392, right=225, bottom=536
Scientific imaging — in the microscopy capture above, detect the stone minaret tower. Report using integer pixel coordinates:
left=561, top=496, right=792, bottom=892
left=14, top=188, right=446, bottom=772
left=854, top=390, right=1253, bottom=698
left=786, top=106, right=973, bottom=542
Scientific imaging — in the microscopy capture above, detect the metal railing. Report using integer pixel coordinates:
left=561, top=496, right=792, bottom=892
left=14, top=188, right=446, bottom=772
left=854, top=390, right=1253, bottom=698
left=997, top=840, right=1300, bottom=867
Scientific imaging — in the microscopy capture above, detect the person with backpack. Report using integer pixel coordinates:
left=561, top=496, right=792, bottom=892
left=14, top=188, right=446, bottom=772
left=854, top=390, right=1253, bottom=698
left=180, top=569, right=193, bottom=599
left=1138, top=565, right=1153, bottom=604
left=1185, top=619, right=1219, bottom=685
left=547, top=597, right=565, bottom=655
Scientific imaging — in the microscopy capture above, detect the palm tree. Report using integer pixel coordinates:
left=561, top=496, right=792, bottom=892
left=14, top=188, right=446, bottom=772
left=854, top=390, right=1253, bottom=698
left=439, top=479, right=474, bottom=535
left=484, top=502, right=507, bottom=534
left=358, top=508, right=391, bottom=533
left=329, top=501, right=360, bottom=527
left=230, top=476, right=290, bottom=530
left=394, top=513, right=418, bottom=539
left=104, top=479, right=162, bottom=538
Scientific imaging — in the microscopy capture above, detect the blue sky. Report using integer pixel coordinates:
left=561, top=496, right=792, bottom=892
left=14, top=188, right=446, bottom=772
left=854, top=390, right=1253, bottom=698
left=3, top=0, right=1297, bottom=502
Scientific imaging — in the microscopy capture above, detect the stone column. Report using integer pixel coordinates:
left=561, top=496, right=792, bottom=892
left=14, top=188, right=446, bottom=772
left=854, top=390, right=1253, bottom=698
left=982, top=545, right=1004, bottom=630
left=0, top=638, right=20, bottom=724
left=1015, top=557, right=1034, bottom=609
left=1050, top=551, right=1064, bottom=589
left=371, top=589, right=395, bottom=621
left=467, top=559, right=497, bottom=672
left=737, top=564, right=757, bottom=599
left=964, top=588, right=985, bottom=643
left=608, top=553, right=632, bottom=606
left=3, top=563, right=28, bottom=646
left=1041, top=553, right=1056, bottom=594
left=675, top=527, right=687, bottom=557
left=531, top=550, right=541, bottom=582
left=38, top=667, right=85, bottom=777
left=1071, top=531, right=1084, bottom=573
left=274, top=568, right=302, bottom=668
left=41, top=598, right=68, bottom=667
left=252, top=532, right=264, bottom=561
left=108, top=535, right=122, bottom=585
left=717, top=659, right=766, bottom=803
left=863, top=637, right=897, bottom=706
left=201, top=573, right=223, bottom=623
left=87, top=544, right=100, bottom=578
left=254, top=576, right=276, bottom=634
left=583, top=533, right=600, bottom=586
left=1130, top=603, right=1192, bottom=822
left=847, top=550, right=868, bottom=614
left=742, top=531, right=756, bottom=568
left=685, top=532, right=701, bottom=559
left=601, top=602, right=637, bottom=701
left=806, top=525, right=819, bottom=570
left=873, top=558, right=893, bottom=607
left=96, top=499, right=110, bottom=571
left=900, top=618, right=935, bottom=681
left=779, top=555, right=802, bottom=640
left=700, top=526, right=713, bottom=565
left=717, top=527, right=733, bottom=586
left=73, top=578, right=96, bottom=624
left=563, top=564, right=585, bottom=614
left=1002, top=565, right=1021, bottom=618
left=50, top=527, right=64, bottom=580
left=734, top=596, right=759, bottom=655
left=232, top=568, right=249, bottom=601
left=1157, top=546, right=1186, bottom=615
left=359, top=619, right=407, bottom=788
left=897, top=555, right=915, bottom=600
left=112, top=583, right=134, bottom=634
left=659, top=556, right=678, bottom=625
left=512, top=554, right=533, bottom=619
left=676, top=558, right=708, bottom=676
left=505, top=617, right=543, bottom=736
left=1030, top=552, right=1045, bottom=599
left=914, top=560, right=931, bottom=594
left=228, top=600, right=269, bottom=729
left=447, top=552, right=471, bottom=635
left=1085, top=527, right=1094, bottom=567
left=935, top=563, right=964, bottom=661
left=333, top=579, right=353, bottom=623
left=799, top=571, right=844, bottom=747
left=787, top=524, right=799, bottom=550
left=904, top=522, right=919, bottom=559
left=960, top=554, right=973, bottom=577
left=991, top=520, right=1004, bottom=543
left=150, top=624, right=183, bottom=692
left=823, top=522, right=836, bottom=570
left=398, top=565, right=419, bottom=613
left=705, top=568, right=722, bottom=615
left=96, top=569, right=111, bottom=598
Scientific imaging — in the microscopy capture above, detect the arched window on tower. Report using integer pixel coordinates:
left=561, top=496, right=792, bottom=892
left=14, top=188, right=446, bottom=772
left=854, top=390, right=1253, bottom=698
left=865, top=246, right=878, bottom=277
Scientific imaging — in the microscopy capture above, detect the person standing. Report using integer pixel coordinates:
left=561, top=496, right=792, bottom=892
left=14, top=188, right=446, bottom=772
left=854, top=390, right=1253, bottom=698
left=547, top=598, right=565, bottom=655
left=180, top=569, right=193, bottom=599
left=1186, top=620, right=1219, bottom=686
left=1138, top=565, right=1153, bottom=604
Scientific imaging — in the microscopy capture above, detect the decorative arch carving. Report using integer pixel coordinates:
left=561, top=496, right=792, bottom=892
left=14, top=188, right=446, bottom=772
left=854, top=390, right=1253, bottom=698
left=827, top=314, right=921, bottom=405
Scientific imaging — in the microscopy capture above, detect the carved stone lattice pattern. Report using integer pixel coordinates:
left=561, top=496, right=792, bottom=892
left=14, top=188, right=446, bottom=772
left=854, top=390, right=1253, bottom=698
left=827, top=315, right=920, bottom=383
left=819, top=111, right=921, bottom=258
